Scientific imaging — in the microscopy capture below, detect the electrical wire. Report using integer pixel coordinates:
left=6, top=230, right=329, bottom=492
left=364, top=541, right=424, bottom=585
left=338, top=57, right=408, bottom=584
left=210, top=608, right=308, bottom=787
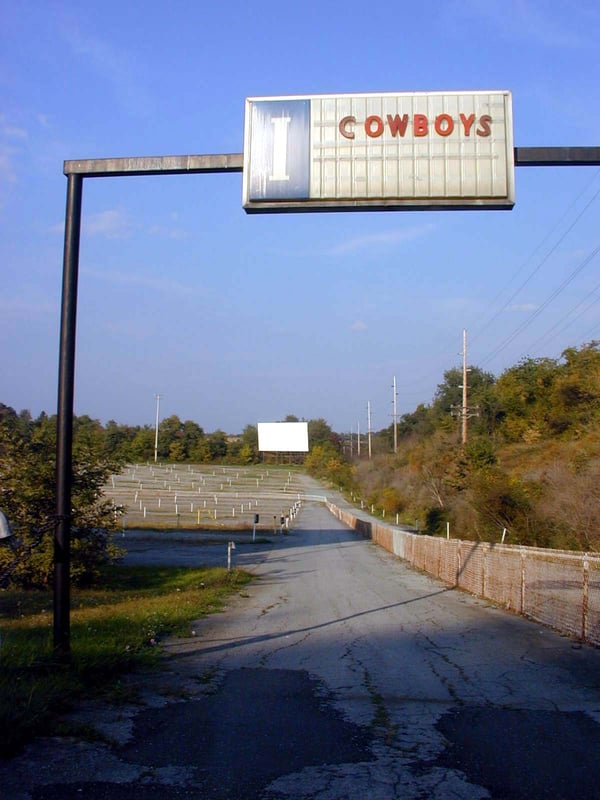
left=479, top=243, right=600, bottom=367
left=472, top=174, right=600, bottom=346
left=524, top=279, right=600, bottom=353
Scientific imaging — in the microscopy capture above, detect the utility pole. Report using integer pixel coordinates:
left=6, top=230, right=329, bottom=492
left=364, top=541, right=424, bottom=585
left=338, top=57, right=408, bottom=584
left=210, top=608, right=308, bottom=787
left=462, top=329, right=468, bottom=447
left=154, top=393, right=161, bottom=463
left=357, top=420, right=361, bottom=457
left=367, top=401, right=372, bottom=459
left=392, top=376, right=398, bottom=454
left=451, top=329, right=479, bottom=446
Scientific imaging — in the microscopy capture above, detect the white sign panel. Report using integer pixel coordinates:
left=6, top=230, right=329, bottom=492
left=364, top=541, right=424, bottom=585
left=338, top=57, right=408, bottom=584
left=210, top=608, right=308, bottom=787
left=257, top=422, right=309, bottom=453
left=243, top=91, right=514, bottom=212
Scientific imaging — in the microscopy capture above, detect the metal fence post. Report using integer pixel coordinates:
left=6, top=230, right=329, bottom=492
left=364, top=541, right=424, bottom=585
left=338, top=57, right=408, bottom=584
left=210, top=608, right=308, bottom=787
left=520, top=549, right=526, bottom=616
left=582, top=559, right=589, bottom=642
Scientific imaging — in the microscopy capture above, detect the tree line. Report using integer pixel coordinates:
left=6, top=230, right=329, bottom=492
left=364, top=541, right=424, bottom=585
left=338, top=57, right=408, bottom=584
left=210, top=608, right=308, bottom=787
left=64, top=413, right=338, bottom=465
left=307, top=342, right=600, bottom=552
left=1, top=340, right=598, bottom=589
left=0, top=409, right=338, bottom=587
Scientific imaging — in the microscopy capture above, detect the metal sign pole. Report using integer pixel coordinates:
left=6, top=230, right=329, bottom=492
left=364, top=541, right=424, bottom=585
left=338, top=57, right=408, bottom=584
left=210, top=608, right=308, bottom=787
left=54, top=173, right=82, bottom=654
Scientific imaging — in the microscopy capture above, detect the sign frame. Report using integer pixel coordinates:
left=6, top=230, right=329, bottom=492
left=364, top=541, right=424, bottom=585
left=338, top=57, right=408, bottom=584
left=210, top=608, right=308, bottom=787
left=243, top=90, right=515, bottom=213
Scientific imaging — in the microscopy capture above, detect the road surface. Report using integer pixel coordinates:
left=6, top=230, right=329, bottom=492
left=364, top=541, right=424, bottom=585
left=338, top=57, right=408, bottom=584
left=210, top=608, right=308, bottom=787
left=2, top=501, right=600, bottom=799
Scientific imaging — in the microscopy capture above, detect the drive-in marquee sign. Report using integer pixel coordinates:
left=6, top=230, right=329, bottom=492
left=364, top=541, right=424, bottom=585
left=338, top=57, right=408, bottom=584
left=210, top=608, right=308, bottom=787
left=243, top=91, right=515, bottom=212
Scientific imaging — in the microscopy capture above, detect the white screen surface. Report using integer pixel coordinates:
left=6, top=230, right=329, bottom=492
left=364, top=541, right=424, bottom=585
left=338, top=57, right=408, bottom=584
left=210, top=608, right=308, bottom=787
left=257, top=422, right=309, bottom=452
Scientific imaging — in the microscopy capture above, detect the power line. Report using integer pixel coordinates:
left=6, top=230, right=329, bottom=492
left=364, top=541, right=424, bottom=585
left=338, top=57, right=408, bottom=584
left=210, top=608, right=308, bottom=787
left=480, top=243, right=600, bottom=367
left=385, top=173, right=600, bottom=410
left=472, top=175, right=600, bottom=346
left=524, top=278, right=600, bottom=353
left=580, top=321, right=600, bottom=341
left=413, top=172, right=600, bottom=392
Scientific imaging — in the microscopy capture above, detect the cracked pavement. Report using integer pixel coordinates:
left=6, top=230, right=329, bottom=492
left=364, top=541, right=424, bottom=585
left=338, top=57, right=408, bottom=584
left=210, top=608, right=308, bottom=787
left=2, top=497, right=600, bottom=798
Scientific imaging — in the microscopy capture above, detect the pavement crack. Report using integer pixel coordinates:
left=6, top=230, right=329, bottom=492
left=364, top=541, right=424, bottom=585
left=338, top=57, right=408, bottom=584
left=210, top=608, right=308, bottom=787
left=260, top=595, right=288, bottom=616
left=417, top=633, right=469, bottom=705
left=259, top=631, right=312, bottom=666
left=363, top=668, right=398, bottom=746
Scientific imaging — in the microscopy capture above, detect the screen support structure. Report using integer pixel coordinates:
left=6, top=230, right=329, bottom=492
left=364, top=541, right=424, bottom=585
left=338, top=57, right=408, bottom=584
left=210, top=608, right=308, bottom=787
left=54, top=146, right=600, bottom=653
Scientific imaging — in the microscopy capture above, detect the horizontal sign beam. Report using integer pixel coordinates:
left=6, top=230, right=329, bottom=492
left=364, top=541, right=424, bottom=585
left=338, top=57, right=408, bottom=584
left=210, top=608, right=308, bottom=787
left=63, top=148, right=600, bottom=178
left=514, top=147, right=600, bottom=166
left=63, top=153, right=244, bottom=177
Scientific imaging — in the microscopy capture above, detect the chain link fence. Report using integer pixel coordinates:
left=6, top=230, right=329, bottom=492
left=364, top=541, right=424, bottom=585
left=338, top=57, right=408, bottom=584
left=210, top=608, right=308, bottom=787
left=328, top=502, right=600, bottom=646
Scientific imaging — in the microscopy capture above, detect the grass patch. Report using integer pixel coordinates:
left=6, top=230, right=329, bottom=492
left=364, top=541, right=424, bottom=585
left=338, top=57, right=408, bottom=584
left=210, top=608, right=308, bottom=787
left=0, top=565, right=252, bottom=757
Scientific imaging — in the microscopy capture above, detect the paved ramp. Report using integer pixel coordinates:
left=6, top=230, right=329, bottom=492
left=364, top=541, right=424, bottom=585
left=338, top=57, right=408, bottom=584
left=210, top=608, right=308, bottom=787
left=3, top=502, right=600, bottom=798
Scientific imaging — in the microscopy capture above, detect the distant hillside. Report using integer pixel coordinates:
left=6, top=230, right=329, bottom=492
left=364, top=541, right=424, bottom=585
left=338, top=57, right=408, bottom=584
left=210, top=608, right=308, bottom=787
left=312, top=342, right=600, bottom=551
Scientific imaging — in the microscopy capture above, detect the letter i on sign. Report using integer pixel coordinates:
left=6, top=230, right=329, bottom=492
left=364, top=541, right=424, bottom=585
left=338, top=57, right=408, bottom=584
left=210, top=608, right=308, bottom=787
left=247, top=98, right=310, bottom=202
left=270, top=116, right=291, bottom=181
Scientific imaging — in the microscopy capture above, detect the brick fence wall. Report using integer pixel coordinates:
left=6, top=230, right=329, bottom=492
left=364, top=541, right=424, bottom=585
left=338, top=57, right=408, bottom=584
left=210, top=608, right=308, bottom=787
left=327, top=502, right=600, bottom=646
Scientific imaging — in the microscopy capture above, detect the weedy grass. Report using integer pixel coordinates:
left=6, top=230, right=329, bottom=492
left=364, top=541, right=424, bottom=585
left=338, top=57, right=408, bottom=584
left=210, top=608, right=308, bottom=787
left=0, top=565, right=252, bottom=757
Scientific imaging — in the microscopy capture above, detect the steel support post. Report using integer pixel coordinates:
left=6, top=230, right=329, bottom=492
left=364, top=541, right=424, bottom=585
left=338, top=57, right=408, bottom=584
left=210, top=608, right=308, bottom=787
left=54, top=173, right=83, bottom=654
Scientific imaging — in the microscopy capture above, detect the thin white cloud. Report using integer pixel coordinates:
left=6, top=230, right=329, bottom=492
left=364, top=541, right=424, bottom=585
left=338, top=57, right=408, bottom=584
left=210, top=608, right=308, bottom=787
left=510, top=303, right=538, bottom=312
left=147, top=224, right=189, bottom=241
left=351, top=320, right=368, bottom=332
left=1, top=124, right=28, bottom=139
left=0, top=145, right=18, bottom=185
left=84, top=209, right=133, bottom=239
left=37, top=114, right=52, bottom=130
left=0, top=115, right=28, bottom=191
left=449, top=0, right=591, bottom=48
left=102, top=319, right=153, bottom=341
left=0, top=297, right=57, bottom=319
left=328, top=224, right=436, bottom=256
left=50, top=208, right=188, bottom=240
left=59, top=17, right=153, bottom=116
left=83, top=267, right=207, bottom=298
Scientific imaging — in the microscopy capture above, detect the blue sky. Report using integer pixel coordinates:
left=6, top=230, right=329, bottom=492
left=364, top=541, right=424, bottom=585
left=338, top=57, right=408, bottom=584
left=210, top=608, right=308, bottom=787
left=1, top=0, right=599, bottom=434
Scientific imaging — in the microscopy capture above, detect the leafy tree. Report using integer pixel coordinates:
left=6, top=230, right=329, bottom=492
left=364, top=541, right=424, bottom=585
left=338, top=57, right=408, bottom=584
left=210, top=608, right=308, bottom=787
left=104, top=419, right=135, bottom=461
left=73, top=414, right=104, bottom=454
left=495, top=356, right=558, bottom=441
left=206, top=430, right=228, bottom=461
left=377, top=486, right=406, bottom=515
left=398, top=403, right=435, bottom=440
left=432, top=366, right=497, bottom=435
left=168, top=439, right=187, bottom=461
left=129, top=426, right=155, bottom=462
left=157, top=415, right=183, bottom=459
left=539, top=457, right=600, bottom=550
left=0, top=407, right=123, bottom=588
left=548, top=342, right=600, bottom=434
left=465, top=468, right=543, bottom=545
left=239, top=424, right=259, bottom=463
left=305, top=443, right=355, bottom=491
left=308, top=418, right=336, bottom=448
left=179, top=420, right=205, bottom=460
left=237, top=443, right=256, bottom=464
left=408, top=430, right=462, bottom=509
left=464, top=437, right=497, bottom=470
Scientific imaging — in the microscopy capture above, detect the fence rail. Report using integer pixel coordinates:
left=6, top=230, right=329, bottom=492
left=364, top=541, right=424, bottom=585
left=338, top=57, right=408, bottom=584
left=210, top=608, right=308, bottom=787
left=327, top=502, right=600, bottom=646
